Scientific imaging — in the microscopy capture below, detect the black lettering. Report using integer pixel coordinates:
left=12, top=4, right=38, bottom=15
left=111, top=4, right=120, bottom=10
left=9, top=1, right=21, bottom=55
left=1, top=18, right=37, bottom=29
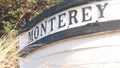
left=41, top=21, right=47, bottom=36
left=82, top=6, right=92, bottom=22
left=96, top=3, right=108, bottom=18
left=34, top=26, right=39, bottom=39
left=49, top=17, right=56, bottom=31
left=58, top=13, right=66, bottom=28
left=28, top=30, right=33, bottom=43
left=69, top=10, right=78, bottom=25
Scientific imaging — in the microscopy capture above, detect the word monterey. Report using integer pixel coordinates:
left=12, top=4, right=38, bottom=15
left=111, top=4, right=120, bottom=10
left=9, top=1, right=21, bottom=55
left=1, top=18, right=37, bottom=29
left=28, top=2, right=109, bottom=44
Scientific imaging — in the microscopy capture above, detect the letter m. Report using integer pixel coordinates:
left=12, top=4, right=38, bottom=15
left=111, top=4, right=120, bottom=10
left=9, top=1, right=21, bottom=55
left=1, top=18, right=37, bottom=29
left=28, top=30, right=33, bottom=44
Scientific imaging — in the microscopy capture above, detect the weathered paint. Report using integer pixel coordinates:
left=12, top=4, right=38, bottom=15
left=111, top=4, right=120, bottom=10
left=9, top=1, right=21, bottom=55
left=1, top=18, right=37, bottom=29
left=19, top=0, right=120, bottom=68
left=20, top=32, right=120, bottom=68
left=19, top=0, right=120, bottom=50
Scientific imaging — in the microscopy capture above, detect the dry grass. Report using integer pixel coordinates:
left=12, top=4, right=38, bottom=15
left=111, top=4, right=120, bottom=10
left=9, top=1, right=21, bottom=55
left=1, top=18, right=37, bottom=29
left=0, top=31, right=19, bottom=68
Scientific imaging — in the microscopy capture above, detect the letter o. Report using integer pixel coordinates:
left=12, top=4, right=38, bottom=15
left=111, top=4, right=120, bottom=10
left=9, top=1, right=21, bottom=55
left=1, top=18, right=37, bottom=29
left=34, top=26, right=39, bottom=39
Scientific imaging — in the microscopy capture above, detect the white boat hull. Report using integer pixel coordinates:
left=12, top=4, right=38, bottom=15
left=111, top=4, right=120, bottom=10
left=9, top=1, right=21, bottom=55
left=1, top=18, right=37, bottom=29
left=20, top=31, right=120, bottom=68
left=19, top=0, right=120, bottom=68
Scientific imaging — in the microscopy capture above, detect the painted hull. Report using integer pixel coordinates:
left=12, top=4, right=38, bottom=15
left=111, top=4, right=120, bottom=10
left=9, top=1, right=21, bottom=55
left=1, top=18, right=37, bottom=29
left=19, top=0, right=120, bottom=68
left=20, top=31, right=120, bottom=68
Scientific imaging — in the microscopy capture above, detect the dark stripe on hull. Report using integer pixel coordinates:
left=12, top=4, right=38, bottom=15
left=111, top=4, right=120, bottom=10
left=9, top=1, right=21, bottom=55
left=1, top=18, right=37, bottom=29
left=19, top=0, right=100, bottom=34
left=19, top=20, right=120, bottom=57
